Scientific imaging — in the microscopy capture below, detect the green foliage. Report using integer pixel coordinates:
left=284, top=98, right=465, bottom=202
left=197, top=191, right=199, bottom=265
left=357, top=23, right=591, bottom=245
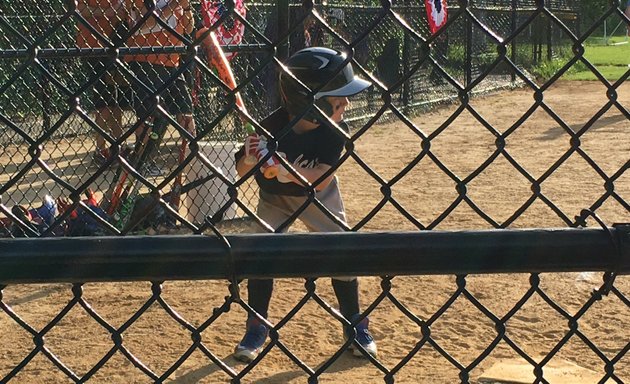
left=529, top=58, right=570, bottom=80
left=579, top=0, right=628, bottom=38
left=446, top=45, right=465, bottom=66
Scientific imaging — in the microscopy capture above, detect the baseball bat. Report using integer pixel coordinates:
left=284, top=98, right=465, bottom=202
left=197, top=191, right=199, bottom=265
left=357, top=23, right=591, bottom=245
left=197, top=28, right=278, bottom=179
left=104, top=122, right=153, bottom=215
left=168, top=135, right=189, bottom=210
left=113, top=118, right=167, bottom=230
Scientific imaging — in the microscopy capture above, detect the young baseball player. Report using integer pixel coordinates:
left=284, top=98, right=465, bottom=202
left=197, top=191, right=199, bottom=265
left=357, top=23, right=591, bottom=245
left=233, top=47, right=377, bottom=362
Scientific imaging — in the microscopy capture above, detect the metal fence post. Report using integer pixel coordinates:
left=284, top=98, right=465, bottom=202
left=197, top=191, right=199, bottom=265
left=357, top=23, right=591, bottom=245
left=41, top=72, right=51, bottom=133
left=465, top=6, right=473, bottom=86
left=575, top=2, right=581, bottom=38
left=277, top=0, right=290, bottom=62
left=402, top=1, right=411, bottom=109
left=511, top=0, right=517, bottom=83
left=547, top=15, right=553, bottom=60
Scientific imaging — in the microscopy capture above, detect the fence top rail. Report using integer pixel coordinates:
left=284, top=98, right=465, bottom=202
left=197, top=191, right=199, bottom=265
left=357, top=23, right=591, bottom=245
left=0, top=44, right=269, bottom=59
left=0, top=226, right=628, bottom=284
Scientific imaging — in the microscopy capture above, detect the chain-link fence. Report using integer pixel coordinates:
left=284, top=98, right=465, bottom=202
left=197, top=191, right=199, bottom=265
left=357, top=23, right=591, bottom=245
left=0, top=1, right=582, bottom=140
left=0, top=0, right=629, bottom=382
left=0, top=229, right=629, bottom=383
left=0, top=0, right=588, bottom=235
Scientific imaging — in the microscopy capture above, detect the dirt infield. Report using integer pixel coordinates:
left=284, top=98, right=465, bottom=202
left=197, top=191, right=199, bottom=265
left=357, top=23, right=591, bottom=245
left=1, top=81, right=629, bottom=383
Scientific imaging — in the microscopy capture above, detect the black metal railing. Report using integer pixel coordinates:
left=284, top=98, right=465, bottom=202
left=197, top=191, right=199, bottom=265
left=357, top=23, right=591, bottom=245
left=0, top=226, right=629, bottom=382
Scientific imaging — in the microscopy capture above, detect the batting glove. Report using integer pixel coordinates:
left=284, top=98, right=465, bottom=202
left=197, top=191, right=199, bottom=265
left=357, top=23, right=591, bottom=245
left=244, top=134, right=267, bottom=165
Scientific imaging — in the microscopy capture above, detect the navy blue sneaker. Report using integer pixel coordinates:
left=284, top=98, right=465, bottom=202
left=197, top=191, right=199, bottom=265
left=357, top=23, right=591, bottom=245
left=346, top=314, right=378, bottom=358
left=234, top=317, right=269, bottom=363
left=144, top=162, right=163, bottom=177
left=91, top=149, right=110, bottom=167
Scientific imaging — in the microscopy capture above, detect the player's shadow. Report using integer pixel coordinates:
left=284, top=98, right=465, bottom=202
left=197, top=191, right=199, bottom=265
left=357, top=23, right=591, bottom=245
left=166, top=357, right=305, bottom=384
left=166, top=363, right=221, bottom=383
left=166, top=350, right=369, bottom=383
left=540, top=113, right=627, bottom=140
left=238, top=352, right=370, bottom=383
left=315, top=350, right=373, bottom=373
left=241, top=370, right=305, bottom=383
left=5, top=284, right=68, bottom=306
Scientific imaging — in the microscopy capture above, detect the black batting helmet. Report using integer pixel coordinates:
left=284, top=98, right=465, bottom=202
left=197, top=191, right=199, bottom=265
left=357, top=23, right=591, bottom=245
left=279, top=47, right=371, bottom=122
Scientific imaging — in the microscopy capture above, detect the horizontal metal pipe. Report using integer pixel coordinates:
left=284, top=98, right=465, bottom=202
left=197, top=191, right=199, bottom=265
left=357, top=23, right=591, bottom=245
left=0, top=44, right=271, bottom=59
left=0, top=226, right=628, bottom=284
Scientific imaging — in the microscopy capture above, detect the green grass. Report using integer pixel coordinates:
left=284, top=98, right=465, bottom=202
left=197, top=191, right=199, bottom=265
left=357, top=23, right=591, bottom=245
left=565, top=65, right=629, bottom=81
left=583, top=39, right=630, bottom=66
left=584, top=35, right=629, bottom=46
left=571, top=39, right=629, bottom=80
left=531, top=37, right=629, bottom=81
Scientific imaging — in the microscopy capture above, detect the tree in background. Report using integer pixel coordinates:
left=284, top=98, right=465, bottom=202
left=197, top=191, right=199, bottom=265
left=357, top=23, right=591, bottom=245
left=579, top=0, right=626, bottom=38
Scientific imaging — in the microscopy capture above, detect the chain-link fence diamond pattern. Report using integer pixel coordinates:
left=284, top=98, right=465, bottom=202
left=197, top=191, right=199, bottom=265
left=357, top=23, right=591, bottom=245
left=0, top=0, right=629, bottom=382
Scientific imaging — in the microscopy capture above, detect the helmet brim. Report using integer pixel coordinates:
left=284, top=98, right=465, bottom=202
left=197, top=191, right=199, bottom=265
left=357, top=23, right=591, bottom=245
left=315, top=77, right=372, bottom=99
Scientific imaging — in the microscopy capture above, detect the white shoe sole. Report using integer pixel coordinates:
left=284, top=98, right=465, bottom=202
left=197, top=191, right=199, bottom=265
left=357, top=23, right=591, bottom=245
left=350, top=342, right=378, bottom=359
left=234, top=347, right=260, bottom=363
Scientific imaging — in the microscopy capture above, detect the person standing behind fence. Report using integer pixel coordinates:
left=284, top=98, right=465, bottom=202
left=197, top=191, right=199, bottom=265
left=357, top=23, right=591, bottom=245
left=232, top=47, right=378, bottom=363
left=124, top=0, right=195, bottom=176
left=77, top=0, right=132, bottom=167
left=375, top=38, right=400, bottom=88
left=625, top=0, right=630, bottom=36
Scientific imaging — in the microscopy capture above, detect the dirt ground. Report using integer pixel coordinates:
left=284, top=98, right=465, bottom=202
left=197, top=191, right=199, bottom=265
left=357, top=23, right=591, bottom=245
left=1, top=81, right=629, bottom=383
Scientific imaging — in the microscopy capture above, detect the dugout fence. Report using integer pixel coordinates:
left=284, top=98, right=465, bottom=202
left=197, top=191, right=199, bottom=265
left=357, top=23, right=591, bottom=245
left=0, top=0, right=588, bottom=222
left=0, top=1, right=581, bottom=144
left=0, top=0, right=629, bottom=382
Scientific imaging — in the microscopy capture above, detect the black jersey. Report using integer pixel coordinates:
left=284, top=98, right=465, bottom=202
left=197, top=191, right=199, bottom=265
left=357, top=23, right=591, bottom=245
left=235, top=107, right=348, bottom=196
